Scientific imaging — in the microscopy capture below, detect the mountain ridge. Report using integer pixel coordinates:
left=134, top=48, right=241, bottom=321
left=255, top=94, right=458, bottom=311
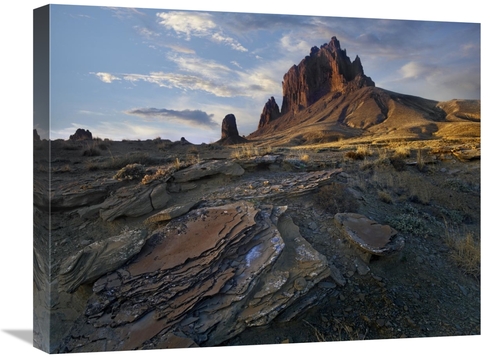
left=249, top=36, right=480, bottom=145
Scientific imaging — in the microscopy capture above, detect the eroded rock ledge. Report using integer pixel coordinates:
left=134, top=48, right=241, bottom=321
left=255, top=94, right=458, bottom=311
left=59, top=201, right=330, bottom=352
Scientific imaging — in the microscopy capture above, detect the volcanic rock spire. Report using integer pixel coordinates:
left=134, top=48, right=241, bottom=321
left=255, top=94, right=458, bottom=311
left=216, top=114, right=248, bottom=145
left=258, top=96, right=281, bottom=129
left=279, top=36, right=375, bottom=115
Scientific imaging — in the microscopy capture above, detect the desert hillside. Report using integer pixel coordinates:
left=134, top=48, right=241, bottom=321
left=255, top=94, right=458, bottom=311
left=248, top=37, right=479, bottom=147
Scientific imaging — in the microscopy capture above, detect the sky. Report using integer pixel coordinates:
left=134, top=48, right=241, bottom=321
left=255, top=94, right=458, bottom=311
left=36, top=4, right=481, bottom=143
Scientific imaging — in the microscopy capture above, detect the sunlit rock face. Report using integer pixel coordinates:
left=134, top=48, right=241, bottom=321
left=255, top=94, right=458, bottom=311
left=59, top=201, right=330, bottom=352
left=281, top=36, right=375, bottom=115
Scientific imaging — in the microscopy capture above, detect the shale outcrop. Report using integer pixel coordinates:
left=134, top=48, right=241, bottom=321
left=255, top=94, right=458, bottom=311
left=59, top=201, right=330, bottom=352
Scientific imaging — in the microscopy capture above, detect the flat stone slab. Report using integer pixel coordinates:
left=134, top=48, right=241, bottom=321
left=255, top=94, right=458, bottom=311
left=334, top=213, right=404, bottom=256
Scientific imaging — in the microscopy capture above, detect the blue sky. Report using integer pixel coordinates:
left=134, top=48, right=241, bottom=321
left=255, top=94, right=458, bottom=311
left=41, top=5, right=480, bottom=144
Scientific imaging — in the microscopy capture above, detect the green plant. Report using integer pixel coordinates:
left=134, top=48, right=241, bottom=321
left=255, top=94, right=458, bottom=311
left=387, top=213, right=431, bottom=237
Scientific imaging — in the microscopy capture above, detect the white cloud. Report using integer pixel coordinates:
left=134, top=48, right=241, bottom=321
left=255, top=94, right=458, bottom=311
left=78, top=110, right=105, bottom=116
left=94, top=72, right=121, bottom=83
left=279, top=34, right=313, bottom=58
left=156, top=11, right=247, bottom=52
left=157, top=11, right=217, bottom=40
left=399, top=61, right=429, bottom=79
left=134, top=26, right=159, bottom=38
left=211, top=32, right=248, bottom=52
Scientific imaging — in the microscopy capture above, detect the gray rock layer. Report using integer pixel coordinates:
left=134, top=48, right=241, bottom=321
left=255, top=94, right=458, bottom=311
left=59, top=201, right=330, bottom=352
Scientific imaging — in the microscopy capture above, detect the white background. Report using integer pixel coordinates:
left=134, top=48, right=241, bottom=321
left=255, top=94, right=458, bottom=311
left=1, top=1, right=495, bottom=357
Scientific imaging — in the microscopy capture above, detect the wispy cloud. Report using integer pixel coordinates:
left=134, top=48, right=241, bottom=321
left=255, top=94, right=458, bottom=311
left=156, top=11, right=247, bottom=52
left=91, top=50, right=281, bottom=99
left=106, top=7, right=146, bottom=20
left=133, top=26, right=160, bottom=39
left=78, top=110, right=105, bottom=116
left=399, top=61, right=435, bottom=80
left=125, top=108, right=217, bottom=129
left=93, top=72, right=121, bottom=83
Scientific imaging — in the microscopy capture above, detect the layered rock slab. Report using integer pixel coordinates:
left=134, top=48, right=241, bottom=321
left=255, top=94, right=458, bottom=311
left=334, top=213, right=405, bottom=259
left=59, top=201, right=330, bottom=352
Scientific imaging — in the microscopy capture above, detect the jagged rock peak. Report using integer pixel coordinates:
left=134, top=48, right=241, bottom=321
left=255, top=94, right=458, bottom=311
left=216, top=114, right=248, bottom=145
left=258, top=97, right=281, bottom=129
left=69, top=128, right=92, bottom=141
left=281, top=36, right=375, bottom=115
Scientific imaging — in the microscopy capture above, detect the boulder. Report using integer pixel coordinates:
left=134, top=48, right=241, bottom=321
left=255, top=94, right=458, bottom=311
left=334, top=213, right=404, bottom=260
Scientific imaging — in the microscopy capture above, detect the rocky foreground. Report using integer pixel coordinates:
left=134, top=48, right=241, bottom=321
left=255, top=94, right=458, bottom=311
left=33, top=138, right=480, bottom=353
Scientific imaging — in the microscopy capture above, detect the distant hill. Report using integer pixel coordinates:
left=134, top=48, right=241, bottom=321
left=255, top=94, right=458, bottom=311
left=249, top=36, right=480, bottom=146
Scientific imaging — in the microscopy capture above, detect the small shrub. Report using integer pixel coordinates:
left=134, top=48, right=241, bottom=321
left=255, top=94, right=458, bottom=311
left=377, top=190, right=393, bottom=204
left=82, top=146, right=101, bottom=157
left=387, top=213, right=431, bottom=237
left=345, top=151, right=364, bottom=160
left=356, top=145, right=373, bottom=157
left=314, top=182, right=359, bottom=214
left=393, top=145, right=411, bottom=158
left=62, top=141, right=80, bottom=151
left=113, top=163, right=146, bottom=181
left=84, top=161, right=101, bottom=171
left=187, top=146, right=199, bottom=155
left=445, top=229, right=480, bottom=277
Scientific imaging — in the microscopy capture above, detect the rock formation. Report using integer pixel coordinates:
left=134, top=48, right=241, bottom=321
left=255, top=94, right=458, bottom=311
left=258, top=97, right=281, bottom=129
left=280, top=36, right=374, bottom=115
left=59, top=201, right=330, bottom=352
left=70, top=128, right=93, bottom=141
left=216, top=114, right=247, bottom=145
left=34, top=129, right=41, bottom=141
left=334, top=213, right=405, bottom=262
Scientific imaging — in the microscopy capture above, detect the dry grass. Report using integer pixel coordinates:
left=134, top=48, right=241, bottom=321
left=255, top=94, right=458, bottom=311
left=377, top=190, right=393, bottom=204
left=344, top=144, right=374, bottom=161
left=314, top=182, right=359, bottom=214
left=231, top=145, right=273, bottom=159
left=445, top=225, right=480, bottom=277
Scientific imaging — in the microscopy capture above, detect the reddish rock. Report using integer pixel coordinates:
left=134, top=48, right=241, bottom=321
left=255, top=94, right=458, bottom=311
left=281, top=36, right=375, bottom=115
left=258, top=97, right=281, bottom=129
